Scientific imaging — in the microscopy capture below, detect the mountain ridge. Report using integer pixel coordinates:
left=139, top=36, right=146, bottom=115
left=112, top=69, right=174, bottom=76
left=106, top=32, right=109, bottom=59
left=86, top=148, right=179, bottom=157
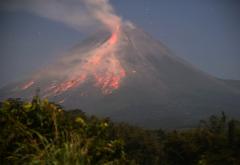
left=1, top=23, right=240, bottom=128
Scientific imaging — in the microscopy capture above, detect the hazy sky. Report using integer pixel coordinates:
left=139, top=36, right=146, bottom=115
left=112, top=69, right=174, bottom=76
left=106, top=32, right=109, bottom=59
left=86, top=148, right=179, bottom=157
left=0, top=0, right=240, bottom=87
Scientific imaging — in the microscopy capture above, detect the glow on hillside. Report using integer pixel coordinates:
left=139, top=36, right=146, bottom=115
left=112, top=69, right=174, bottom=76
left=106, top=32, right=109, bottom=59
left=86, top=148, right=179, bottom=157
left=21, top=80, right=34, bottom=90
left=21, top=26, right=126, bottom=96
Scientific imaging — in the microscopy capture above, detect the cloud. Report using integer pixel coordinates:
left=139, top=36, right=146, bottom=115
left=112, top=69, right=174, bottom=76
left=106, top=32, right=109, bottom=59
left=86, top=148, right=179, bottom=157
left=0, top=0, right=122, bottom=32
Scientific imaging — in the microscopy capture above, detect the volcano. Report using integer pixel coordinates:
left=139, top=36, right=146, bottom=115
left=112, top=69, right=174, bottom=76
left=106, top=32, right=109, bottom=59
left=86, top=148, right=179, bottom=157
left=1, top=23, right=240, bottom=128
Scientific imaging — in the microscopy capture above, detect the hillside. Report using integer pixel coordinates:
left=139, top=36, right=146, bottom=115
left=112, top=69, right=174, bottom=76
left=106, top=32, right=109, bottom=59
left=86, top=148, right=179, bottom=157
left=1, top=24, right=240, bottom=129
left=222, top=79, right=240, bottom=92
left=1, top=97, right=240, bottom=165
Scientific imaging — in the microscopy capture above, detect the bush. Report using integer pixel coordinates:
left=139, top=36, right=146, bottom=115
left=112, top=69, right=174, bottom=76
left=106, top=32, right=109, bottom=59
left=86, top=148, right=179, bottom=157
left=1, top=96, right=240, bottom=165
left=0, top=97, right=126, bottom=165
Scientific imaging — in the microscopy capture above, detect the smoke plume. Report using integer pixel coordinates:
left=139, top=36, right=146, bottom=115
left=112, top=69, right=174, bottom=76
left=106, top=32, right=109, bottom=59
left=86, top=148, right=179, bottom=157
left=0, top=0, right=122, bottom=32
left=1, top=0, right=127, bottom=95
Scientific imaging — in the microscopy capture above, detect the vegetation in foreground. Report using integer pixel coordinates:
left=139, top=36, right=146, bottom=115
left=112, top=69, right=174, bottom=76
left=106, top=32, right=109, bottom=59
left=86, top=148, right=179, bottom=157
left=0, top=96, right=240, bottom=165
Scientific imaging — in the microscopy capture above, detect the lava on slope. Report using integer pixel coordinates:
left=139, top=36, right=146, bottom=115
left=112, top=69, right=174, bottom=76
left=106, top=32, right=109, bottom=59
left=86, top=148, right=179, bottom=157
left=21, top=80, right=35, bottom=90
left=21, top=26, right=126, bottom=96
left=3, top=23, right=240, bottom=129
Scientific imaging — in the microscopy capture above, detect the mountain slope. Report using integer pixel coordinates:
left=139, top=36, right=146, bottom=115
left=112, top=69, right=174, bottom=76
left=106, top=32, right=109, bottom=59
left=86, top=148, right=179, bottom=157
left=221, top=79, right=240, bottom=92
left=1, top=24, right=240, bottom=128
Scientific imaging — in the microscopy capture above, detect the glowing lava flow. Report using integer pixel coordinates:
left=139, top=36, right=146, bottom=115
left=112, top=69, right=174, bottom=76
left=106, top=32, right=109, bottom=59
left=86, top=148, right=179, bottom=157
left=48, top=75, right=87, bottom=95
left=93, top=54, right=126, bottom=94
left=21, top=80, right=34, bottom=90
left=41, top=26, right=126, bottom=96
left=109, top=31, right=118, bottom=45
left=20, top=26, right=126, bottom=96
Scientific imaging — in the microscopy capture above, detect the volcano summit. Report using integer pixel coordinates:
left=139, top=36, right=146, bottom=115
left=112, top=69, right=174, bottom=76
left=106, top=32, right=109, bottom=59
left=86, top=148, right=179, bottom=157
left=1, top=23, right=240, bottom=128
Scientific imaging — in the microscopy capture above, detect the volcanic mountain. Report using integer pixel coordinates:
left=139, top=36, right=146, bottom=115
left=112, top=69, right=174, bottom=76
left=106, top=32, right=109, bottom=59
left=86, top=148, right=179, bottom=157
left=1, top=23, right=240, bottom=128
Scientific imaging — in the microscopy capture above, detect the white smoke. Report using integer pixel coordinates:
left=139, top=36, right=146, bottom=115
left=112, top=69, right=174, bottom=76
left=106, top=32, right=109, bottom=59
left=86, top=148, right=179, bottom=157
left=1, top=0, right=128, bottom=94
left=0, top=0, right=122, bottom=32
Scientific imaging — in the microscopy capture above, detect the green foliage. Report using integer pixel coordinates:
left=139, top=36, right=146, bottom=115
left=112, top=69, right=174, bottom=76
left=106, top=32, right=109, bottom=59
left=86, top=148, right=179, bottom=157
left=108, top=123, right=162, bottom=165
left=0, top=98, right=126, bottom=165
left=1, top=97, right=240, bottom=165
left=162, top=112, right=240, bottom=165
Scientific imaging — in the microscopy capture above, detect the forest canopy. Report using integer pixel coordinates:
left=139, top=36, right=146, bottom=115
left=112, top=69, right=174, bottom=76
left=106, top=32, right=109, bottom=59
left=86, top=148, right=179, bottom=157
left=0, top=96, right=240, bottom=165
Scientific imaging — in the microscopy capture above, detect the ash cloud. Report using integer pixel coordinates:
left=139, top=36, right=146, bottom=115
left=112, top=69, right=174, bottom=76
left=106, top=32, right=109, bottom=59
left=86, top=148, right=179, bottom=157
left=0, top=0, right=122, bottom=32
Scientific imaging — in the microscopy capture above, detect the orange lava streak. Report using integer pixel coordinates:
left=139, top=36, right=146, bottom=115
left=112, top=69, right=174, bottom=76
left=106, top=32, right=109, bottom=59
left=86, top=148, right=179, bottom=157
left=44, top=26, right=126, bottom=96
left=109, top=25, right=120, bottom=45
left=93, top=54, right=126, bottom=94
left=109, top=32, right=117, bottom=45
left=51, top=75, right=87, bottom=94
left=21, top=80, right=34, bottom=90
